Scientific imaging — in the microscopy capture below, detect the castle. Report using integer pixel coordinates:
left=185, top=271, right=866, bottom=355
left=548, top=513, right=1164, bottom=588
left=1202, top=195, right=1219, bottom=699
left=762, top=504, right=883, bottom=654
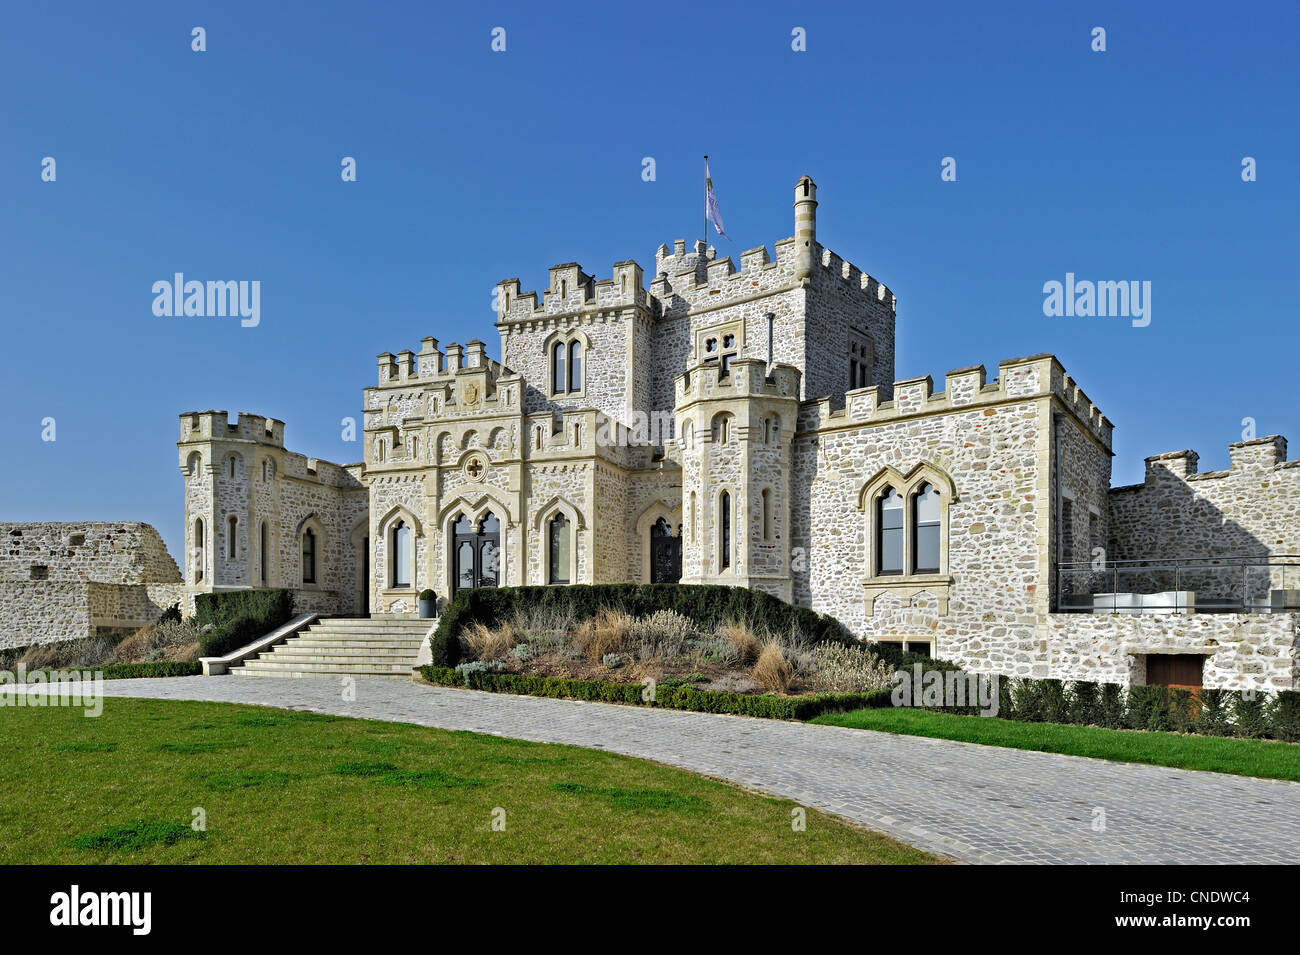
left=18, top=176, right=1295, bottom=692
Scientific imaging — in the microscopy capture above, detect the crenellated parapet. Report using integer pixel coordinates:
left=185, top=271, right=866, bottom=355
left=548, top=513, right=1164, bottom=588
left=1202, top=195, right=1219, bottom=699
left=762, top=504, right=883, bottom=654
left=180, top=410, right=285, bottom=448
left=1130, top=435, right=1293, bottom=487
left=495, top=259, right=650, bottom=327
left=674, top=358, right=802, bottom=407
left=795, top=354, right=1113, bottom=448
left=374, top=338, right=510, bottom=387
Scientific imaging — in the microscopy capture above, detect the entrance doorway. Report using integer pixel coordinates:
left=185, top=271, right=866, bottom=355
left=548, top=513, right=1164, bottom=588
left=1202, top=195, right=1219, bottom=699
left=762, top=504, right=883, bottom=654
left=452, top=512, right=500, bottom=594
left=650, top=517, right=682, bottom=583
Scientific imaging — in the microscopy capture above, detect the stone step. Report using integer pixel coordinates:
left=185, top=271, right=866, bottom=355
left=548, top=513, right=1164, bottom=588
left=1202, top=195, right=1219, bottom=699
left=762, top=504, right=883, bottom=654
left=231, top=666, right=413, bottom=680
left=265, top=648, right=421, bottom=662
left=305, top=625, right=432, bottom=636
left=235, top=660, right=415, bottom=676
left=289, top=638, right=426, bottom=649
left=317, top=621, right=434, bottom=628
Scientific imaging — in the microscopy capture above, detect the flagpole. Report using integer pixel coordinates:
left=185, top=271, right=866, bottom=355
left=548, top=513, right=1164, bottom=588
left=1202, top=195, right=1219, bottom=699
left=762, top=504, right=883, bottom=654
left=703, top=155, right=708, bottom=249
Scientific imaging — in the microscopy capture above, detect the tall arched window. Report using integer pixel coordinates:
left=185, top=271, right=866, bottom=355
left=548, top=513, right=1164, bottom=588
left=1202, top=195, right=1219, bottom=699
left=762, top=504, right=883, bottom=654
left=551, top=341, right=566, bottom=394
left=194, top=518, right=205, bottom=582
left=377, top=439, right=386, bottom=463
left=877, top=487, right=904, bottom=575
left=548, top=513, right=571, bottom=585
left=187, top=452, right=201, bottom=480
left=391, top=520, right=411, bottom=588
left=568, top=340, right=582, bottom=392
left=913, top=483, right=941, bottom=574
left=719, top=491, right=732, bottom=571
left=302, top=528, right=317, bottom=585
left=409, top=434, right=419, bottom=460
left=229, top=456, right=236, bottom=479
left=259, top=521, right=269, bottom=585
left=226, top=515, right=238, bottom=560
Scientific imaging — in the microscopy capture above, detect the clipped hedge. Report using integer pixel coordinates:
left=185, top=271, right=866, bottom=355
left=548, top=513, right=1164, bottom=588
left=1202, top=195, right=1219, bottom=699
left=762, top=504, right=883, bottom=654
left=428, top=583, right=854, bottom=667
left=419, top=665, right=892, bottom=721
left=992, top=677, right=1300, bottom=741
left=195, top=588, right=295, bottom=658
left=17, top=661, right=202, bottom=681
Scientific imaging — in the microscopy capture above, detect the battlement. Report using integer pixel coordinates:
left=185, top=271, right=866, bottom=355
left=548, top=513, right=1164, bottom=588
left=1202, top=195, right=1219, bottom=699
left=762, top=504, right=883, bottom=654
left=495, top=259, right=650, bottom=326
left=374, top=338, right=510, bottom=387
left=674, top=358, right=802, bottom=407
left=794, top=354, right=1113, bottom=447
left=1130, top=435, right=1292, bottom=486
left=179, top=411, right=285, bottom=447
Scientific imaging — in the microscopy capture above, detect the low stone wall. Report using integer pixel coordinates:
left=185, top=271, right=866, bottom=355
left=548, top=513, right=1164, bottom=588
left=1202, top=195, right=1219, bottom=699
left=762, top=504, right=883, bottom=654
left=1045, top=612, right=1299, bottom=692
left=88, top=582, right=185, bottom=631
left=1, top=581, right=185, bottom=649
left=0, top=582, right=93, bottom=649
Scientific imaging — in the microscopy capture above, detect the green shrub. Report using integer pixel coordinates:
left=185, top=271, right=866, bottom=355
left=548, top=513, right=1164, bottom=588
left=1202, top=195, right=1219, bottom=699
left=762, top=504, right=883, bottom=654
left=418, top=589, right=436, bottom=601
left=1098, top=683, right=1126, bottom=729
left=418, top=665, right=893, bottom=721
left=1170, top=689, right=1198, bottom=733
left=195, top=589, right=295, bottom=658
left=19, top=661, right=202, bottom=680
left=1126, top=685, right=1173, bottom=732
left=1231, top=690, right=1270, bottom=739
left=1067, top=681, right=1100, bottom=726
left=1270, top=691, right=1300, bottom=742
left=1194, top=688, right=1233, bottom=736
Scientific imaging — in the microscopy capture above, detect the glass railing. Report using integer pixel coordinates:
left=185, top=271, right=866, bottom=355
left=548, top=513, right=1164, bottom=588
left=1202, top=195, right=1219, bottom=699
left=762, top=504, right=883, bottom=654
left=1057, top=556, right=1300, bottom=613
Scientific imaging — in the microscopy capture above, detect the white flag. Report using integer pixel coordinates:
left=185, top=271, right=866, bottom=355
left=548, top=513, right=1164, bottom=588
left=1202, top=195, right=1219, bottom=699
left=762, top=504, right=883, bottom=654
left=705, top=160, right=729, bottom=240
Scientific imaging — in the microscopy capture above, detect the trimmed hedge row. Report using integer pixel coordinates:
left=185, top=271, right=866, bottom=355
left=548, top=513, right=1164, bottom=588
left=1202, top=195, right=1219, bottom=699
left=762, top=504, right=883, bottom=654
left=429, top=583, right=854, bottom=667
left=195, top=589, right=295, bottom=658
left=990, top=676, right=1300, bottom=742
left=419, top=665, right=892, bottom=721
left=16, top=661, right=203, bottom=680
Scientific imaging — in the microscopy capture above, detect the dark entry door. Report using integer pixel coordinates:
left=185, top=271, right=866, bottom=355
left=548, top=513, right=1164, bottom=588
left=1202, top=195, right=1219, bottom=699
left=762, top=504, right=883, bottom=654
left=1146, top=654, right=1204, bottom=692
left=453, top=512, right=501, bottom=594
left=650, top=517, right=681, bottom=583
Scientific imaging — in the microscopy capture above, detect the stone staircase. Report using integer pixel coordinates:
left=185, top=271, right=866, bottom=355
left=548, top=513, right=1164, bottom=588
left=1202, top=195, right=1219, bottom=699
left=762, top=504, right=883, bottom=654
left=231, top=617, right=432, bottom=679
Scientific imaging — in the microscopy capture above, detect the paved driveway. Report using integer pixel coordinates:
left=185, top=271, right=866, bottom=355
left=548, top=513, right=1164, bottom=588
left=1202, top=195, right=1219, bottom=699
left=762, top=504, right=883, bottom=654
left=22, top=676, right=1300, bottom=864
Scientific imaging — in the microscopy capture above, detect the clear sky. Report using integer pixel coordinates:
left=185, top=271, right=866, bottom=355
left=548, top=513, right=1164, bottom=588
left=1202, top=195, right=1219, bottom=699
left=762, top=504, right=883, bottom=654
left=2, top=1, right=1296, bottom=568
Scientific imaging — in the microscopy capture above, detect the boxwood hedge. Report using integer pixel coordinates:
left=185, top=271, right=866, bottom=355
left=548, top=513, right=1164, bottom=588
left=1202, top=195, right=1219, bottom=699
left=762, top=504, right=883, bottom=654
left=419, top=664, right=892, bottom=721
left=195, top=588, right=295, bottom=658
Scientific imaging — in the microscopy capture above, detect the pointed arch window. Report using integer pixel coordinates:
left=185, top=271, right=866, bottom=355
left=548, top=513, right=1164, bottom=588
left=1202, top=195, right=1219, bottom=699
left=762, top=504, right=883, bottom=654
left=391, top=520, right=412, bottom=588
left=302, top=528, right=317, bottom=585
left=877, top=487, right=904, bottom=575
left=194, top=518, right=205, bottom=583
left=719, top=491, right=732, bottom=571
left=548, top=513, right=571, bottom=585
left=259, top=521, right=269, bottom=585
left=568, top=340, right=582, bottom=392
left=552, top=342, right=566, bottom=394
left=913, top=483, right=941, bottom=574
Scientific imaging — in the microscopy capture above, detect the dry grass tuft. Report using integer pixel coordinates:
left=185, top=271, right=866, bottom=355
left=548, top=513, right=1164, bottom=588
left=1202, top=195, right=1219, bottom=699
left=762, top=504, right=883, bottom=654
left=752, top=641, right=793, bottom=694
left=575, top=608, right=633, bottom=663
left=719, top=617, right=762, bottom=665
left=463, top=621, right=518, bottom=662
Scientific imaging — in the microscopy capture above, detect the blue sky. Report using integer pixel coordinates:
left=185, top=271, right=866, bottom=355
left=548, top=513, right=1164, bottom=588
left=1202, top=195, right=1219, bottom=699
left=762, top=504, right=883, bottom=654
left=2, top=1, right=1296, bottom=566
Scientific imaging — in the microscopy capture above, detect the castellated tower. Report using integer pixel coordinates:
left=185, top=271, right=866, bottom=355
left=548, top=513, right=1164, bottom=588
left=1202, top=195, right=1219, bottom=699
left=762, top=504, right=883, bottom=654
left=675, top=358, right=801, bottom=600
left=177, top=411, right=367, bottom=616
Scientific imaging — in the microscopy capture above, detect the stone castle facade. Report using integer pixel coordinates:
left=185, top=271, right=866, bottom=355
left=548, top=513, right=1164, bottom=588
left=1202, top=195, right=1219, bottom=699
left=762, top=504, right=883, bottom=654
left=154, top=176, right=1297, bottom=692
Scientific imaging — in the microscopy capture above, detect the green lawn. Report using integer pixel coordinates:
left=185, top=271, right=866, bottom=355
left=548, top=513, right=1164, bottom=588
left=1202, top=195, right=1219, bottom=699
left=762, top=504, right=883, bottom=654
left=0, top=698, right=936, bottom=864
left=813, top=707, right=1300, bottom=782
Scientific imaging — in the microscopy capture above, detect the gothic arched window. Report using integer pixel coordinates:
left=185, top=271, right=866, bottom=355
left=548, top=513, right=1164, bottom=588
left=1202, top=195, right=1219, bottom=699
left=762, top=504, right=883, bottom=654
left=913, top=483, right=942, bottom=574
left=719, top=491, right=732, bottom=571
left=548, top=513, right=571, bottom=585
left=391, top=520, right=411, bottom=588
left=302, top=528, right=317, bottom=585
left=876, top=487, right=904, bottom=575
